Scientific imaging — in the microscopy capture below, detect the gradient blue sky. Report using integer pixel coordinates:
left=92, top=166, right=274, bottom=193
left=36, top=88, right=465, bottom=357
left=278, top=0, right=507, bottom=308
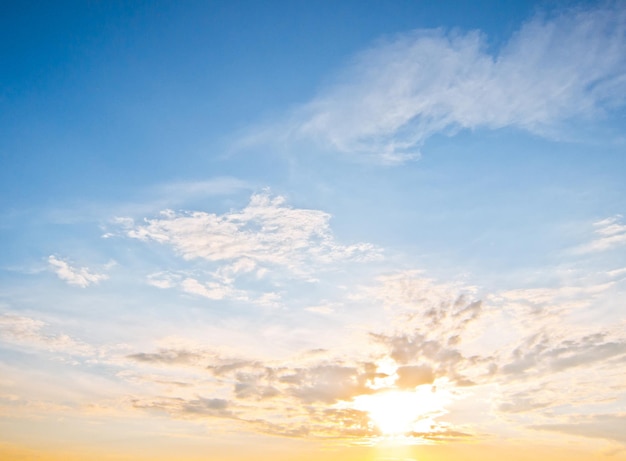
left=1, top=1, right=626, bottom=460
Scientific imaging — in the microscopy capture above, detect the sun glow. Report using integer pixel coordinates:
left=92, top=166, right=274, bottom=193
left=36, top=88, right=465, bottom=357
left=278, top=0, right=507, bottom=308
left=350, top=384, right=449, bottom=436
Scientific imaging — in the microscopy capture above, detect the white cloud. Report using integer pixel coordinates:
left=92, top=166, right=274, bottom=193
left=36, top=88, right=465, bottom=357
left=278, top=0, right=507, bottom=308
left=497, top=282, right=614, bottom=308
left=607, top=267, right=626, bottom=278
left=0, top=313, right=93, bottom=355
left=360, top=270, right=481, bottom=333
left=48, top=255, right=109, bottom=287
left=532, top=414, right=626, bottom=445
left=304, top=303, right=337, bottom=315
left=181, top=277, right=242, bottom=301
left=123, top=192, right=381, bottom=276
left=244, top=4, right=626, bottom=163
left=576, top=215, right=626, bottom=253
left=147, top=271, right=179, bottom=289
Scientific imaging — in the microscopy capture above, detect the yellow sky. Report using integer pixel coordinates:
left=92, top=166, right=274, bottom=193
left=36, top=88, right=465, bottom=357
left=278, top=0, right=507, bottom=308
left=2, top=410, right=625, bottom=461
left=2, top=438, right=625, bottom=461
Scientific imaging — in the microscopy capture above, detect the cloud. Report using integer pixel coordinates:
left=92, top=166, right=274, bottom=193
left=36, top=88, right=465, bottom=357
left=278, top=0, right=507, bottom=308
left=180, top=277, right=241, bottom=301
left=124, top=347, right=385, bottom=438
left=407, top=427, right=472, bottom=442
left=122, top=335, right=478, bottom=443
left=244, top=3, right=626, bottom=163
left=48, top=255, right=108, bottom=287
left=532, top=414, right=626, bottom=445
left=0, top=312, right=93, bottom=355
left=308, top=407, right=377, bottom=438
left=109, top=262, right=625, bottom=445
left=395, top=365, right=436, bottom=389
left=360, top=271, right=482, bottom=336
left=155, top=177, right=250, bottom=200
left=500, top=331, right=626, bottom=376
left=126, top=348, right=208, bottom=366
left=370, top=333, right=476, bottom=387
left=576, top=215, right=626, bottom=254
left=288, top=364, right=378, bottom=404
left=145, top=269, right=282, bottom=307
left=351, top=271, right=487, bottom=386
left=132, top=396, right=233, bottom=419
left=304, top=303, right=337, bottom=315
left=122, top=192, right=380, bottom=277
left=497, top=388, right=552, bottom=414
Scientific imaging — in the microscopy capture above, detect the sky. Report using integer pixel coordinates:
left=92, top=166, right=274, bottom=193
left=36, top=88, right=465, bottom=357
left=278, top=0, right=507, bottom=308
left=1, top=1, right=626, bottom=460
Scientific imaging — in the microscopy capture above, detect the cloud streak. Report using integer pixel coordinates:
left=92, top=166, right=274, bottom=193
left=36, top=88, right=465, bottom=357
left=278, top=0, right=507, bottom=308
left=576, top=215, right=626, bottom=254
left=0, top=312, right=93, bottom=355
left=48, top=255, right=109, bottom=287
left=246, top=3, right=626, bottom=163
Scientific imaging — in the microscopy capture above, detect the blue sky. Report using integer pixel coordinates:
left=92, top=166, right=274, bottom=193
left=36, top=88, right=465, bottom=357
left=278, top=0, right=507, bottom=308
left=1, top=1, right=626, bottom=460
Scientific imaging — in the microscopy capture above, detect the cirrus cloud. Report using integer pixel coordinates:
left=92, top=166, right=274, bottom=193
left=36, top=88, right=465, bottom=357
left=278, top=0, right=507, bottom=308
left=243, top=3, right=626, bottom=163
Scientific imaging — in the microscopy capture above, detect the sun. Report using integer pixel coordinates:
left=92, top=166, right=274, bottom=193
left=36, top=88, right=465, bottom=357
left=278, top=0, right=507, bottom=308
left=350, top=384, right=448, bottom=436
left=357, top=391, right=424, bottom=434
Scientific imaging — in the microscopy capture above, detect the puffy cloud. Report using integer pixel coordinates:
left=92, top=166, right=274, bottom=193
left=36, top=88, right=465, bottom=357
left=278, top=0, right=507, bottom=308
left=122, top=192, right=380, bottom=278
left=288, top=364, right=378, bottom=404
left=122, top=335, right=477, bottom=444
left=245, top=4, right=626, bottom=163
left=107, top=264, right=626, bottom=445
left=362, top=271, right=480, bottom=318
left=360, top=271, right=483, bottom=346
left=48, top=255, right=108, bottom=287
left=370, top=333, right=474, bottom=387
left=124, top=348, right=379, bottom=438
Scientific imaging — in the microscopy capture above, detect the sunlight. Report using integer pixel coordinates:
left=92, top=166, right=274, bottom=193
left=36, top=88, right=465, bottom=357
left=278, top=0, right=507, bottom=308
left=351, top=384, right=449, bottom=436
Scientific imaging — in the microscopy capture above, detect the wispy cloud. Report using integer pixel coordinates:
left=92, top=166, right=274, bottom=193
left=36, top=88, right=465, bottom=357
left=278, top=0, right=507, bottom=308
left=532, top=414, right=626, bottom=445
left=0, top=312, right=93, bottom=355
left=244, top=4, right=626, bottom=163
left=180, top=277, right=242, bottom=301
left=500, top=331, right=626, bottom=376
left=154, top=177, right=250, bottom=199
left=47, top=255, right=109, bottom=287
left=576, top=215, right=626, bottom=254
